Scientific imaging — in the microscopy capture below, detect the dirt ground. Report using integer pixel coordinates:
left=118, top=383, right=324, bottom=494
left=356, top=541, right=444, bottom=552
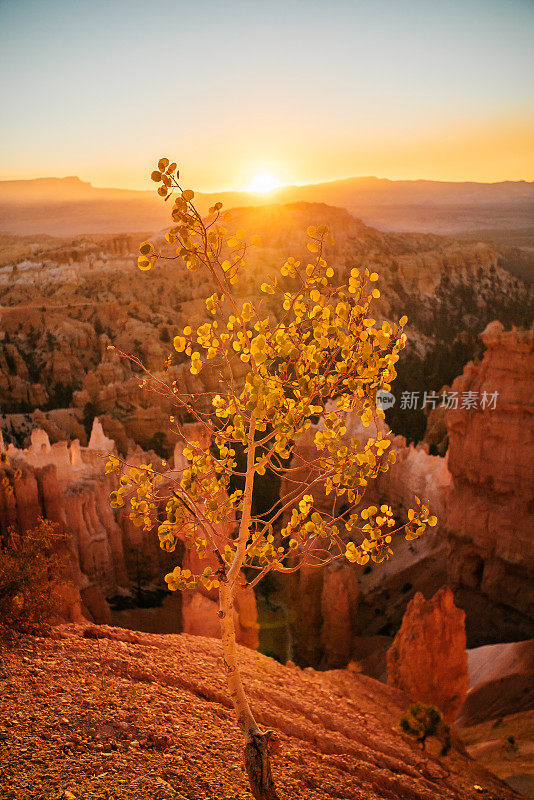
left=0, top=624, right=520, bottom=800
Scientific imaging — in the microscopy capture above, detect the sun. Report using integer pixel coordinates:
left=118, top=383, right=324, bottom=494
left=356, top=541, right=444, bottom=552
left=247, top=171, right=283, bottom=194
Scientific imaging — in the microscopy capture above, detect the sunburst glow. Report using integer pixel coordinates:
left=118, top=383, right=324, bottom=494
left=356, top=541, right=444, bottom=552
left=247, top=171, right=283, bottom=194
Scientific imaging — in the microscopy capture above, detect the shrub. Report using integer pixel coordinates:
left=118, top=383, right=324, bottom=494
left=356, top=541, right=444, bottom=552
left=399, top=702, right=451, bottom=755
left=0, top=517, right=69, bottom=634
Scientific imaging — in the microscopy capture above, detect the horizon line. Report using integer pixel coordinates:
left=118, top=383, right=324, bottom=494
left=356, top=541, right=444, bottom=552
left=0, top=173, right=533, bottom=194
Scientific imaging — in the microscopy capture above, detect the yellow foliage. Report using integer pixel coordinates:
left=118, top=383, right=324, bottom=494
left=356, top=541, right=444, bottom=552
left=112, top=156, right=435, bottom=599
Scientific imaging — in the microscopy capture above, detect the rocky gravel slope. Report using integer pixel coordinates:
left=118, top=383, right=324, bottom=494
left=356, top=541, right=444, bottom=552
left=0, top=624, right=518, bottom=800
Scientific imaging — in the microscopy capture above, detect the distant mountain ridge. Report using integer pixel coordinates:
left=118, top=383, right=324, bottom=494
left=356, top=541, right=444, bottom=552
left=1, top=174, right=533, bottom=241
left=2, top=173, right=533, bottom=202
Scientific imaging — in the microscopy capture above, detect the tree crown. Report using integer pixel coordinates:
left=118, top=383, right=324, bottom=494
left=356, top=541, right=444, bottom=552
left=107, top=158, right=436, bottom=593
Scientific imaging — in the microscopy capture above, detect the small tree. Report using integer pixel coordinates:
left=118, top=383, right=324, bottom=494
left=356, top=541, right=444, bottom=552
left=107, top=158, right=437, bottom=800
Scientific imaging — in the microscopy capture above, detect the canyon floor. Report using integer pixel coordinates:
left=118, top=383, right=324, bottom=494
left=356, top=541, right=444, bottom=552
left=0, top=624, right=521, bottom=800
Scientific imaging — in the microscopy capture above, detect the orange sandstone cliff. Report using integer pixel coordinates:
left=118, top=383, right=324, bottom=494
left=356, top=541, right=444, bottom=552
left=387, top=586, right=469, bottom=722
left=0, top=421, right=258, bottom=647
left=445, top=321, right=534, bottom=643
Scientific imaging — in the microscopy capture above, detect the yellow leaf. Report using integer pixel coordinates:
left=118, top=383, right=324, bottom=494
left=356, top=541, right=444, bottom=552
left=138, top=255, right=155, bottom=271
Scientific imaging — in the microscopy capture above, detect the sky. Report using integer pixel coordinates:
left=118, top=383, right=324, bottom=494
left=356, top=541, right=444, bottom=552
left=0, top=0, right=533, bottom=191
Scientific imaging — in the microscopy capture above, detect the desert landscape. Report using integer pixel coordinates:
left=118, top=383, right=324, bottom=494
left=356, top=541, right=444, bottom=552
left=1, top=0, right=533, bottom=798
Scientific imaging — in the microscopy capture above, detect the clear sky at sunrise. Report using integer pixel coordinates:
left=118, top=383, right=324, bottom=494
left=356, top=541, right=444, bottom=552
left=0, top=0, right=533, bottom=190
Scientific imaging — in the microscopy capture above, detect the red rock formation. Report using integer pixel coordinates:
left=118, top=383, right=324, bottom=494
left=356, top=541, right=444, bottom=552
left=63, top=476, right=129, bottom=595
left=387, top=586, right=469, bottom=722
left=0, top=460, right=89, bottom=624
left=290, top=565, right=324, bottom=666
left=51, top=582, right=86, bottom=624
left=10, top=466, right=41, bottom=531
left=445, top=322, right=534, bottom=633
left=233, top=583, right=260, bottom=650
left=0, top=427, right=133, bottom=623
left=173, top=430, right=259, bottom=649
left=320, top=563, right=360, bottom=668
left=286, top=323, right=534, bottom=662
left=181, top=592, right=222, bottom=639
left=291, top=562, right=359, bottom=668
left=0, top=423, right=260, bottom=646
left=37, top=463, right=68, bottom=528
left=79, top=584, right=112, bottom=625
left=0, top=467, right=18, bottom=532
left=282, top=412, right=451, bottom=666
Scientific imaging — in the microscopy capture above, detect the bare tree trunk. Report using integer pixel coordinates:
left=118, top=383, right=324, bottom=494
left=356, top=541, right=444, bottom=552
left=217, top=418, right=280, bottom=799
left=219, top=580, right=280, bottom=800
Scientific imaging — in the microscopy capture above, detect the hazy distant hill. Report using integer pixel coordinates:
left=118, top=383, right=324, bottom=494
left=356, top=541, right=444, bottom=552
left=1, top=175, right=533, bottom=244
left=0, top=176, right=166, bottom=236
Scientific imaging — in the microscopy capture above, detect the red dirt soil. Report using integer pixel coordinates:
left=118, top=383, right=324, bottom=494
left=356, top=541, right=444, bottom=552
left=0, top=624, right=519, bottom=800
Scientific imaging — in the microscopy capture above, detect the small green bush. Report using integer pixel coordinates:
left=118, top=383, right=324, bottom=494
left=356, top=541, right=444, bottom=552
left=399, top=702, right=451, bottom=755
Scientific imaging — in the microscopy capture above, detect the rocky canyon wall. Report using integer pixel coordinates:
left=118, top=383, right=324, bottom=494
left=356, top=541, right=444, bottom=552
left=0, top=420, right=258, bottom=647
left=444, top=321, right=534, bottom=644
left=287, top=321, right=533, bottom=667
left=285, top=412, right=452, bottom=667
left=2, top=320, right=531, bottom=663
